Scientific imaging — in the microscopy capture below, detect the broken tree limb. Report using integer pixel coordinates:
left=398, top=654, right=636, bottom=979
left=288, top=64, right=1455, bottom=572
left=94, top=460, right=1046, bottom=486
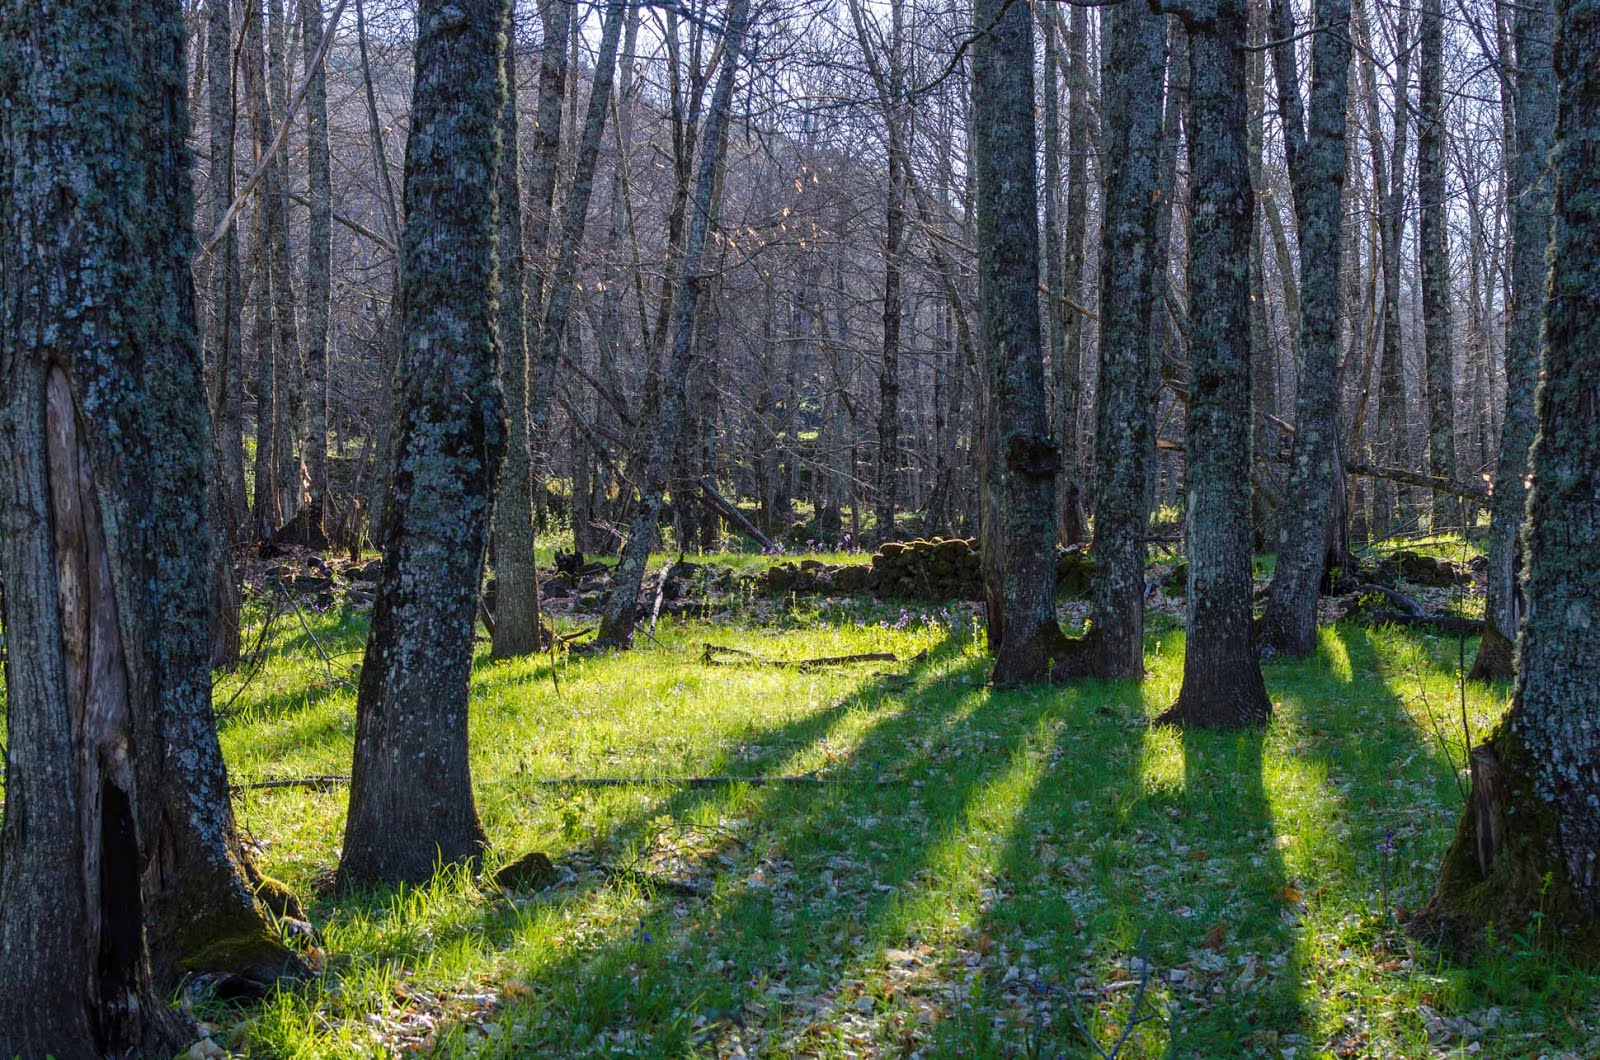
left=700, top=643, right=906, bottom=671
left=1344, top=461, right=1489, bottom=501
left=1352, top=582, right=1427, bottom=618
left=1366, top=610, right=1486, bottom=636
left=695, top=482, right=777, bottom=551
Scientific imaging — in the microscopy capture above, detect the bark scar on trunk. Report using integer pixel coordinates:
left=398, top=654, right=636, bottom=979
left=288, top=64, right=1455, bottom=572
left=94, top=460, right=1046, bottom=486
left=1004, top=433, right=1061, bottom=479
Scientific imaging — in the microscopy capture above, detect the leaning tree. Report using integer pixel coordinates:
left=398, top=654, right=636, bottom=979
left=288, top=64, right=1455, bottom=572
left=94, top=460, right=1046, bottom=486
left=339, top=0, right=507, bottom=887
left=0, top=0, right=301, bottom=1051
left=1415, top=0, right=1600, bottom=952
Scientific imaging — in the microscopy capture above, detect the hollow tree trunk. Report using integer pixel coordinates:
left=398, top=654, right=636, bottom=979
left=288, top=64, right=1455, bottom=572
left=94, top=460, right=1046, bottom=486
left=1417, top=1, right=1600, bottom=948
left=1156, top=0, right=1273, bottom=728
left=0, top=2, right=299, bottom=1049
left=338, top=0, right=508, bottom=888
left=1259, top=0, right=1353, bottom=655
left=1471, top=0, right=1555, bottom=682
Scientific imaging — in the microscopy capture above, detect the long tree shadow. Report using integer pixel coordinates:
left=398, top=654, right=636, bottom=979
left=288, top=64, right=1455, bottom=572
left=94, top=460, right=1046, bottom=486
left=419, top=634, right=1071, bottom=1055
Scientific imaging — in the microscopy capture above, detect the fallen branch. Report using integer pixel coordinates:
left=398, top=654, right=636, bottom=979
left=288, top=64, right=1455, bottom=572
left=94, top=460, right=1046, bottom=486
left=701, top=642, right=904, bottom=671
left=1344, top=461, right=1489, bottom=501
left=1366, top=610, right=1485, bottom=636
left=231, top=775, right=349, bottom=794
left=696, top=482, right=778, bottom=551
left=531, top=773, right=897, bottom=788
left=1352, top=582, right=1426, bottom=619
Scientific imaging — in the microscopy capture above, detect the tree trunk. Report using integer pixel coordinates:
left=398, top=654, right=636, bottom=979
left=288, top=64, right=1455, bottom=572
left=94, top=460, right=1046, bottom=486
left=1471, top=0, right=1555, bottom=682
left=1259, top=0, right=1353, bottom=655
left=207, top=0, right=249, bottom=541
left=301, top=0, right=333, bottom=536
left=1156, top=0, right=1272, bottom=728
left=596, top=0, right=752, bottom=650
left=1086, top=0, right=1169, bottom=678
left=529, top=0, right=627, bottom=506
left=1372, top=5, right=1413, bottom=535
left=973, top=0, right=1076, bottom=685
left=246, top=0, right=281, bottom=540
left=0, top=2, right=298, bottom=1049
left=491, top=0, right=545, bottom=660
left=1058, top=5, right=1090, bottom=544
left=1417, top=0, right=1600, bottom=949
left=266, top=0, right=302, bottom=528
left=338, top=0, right=507, bottom=888
left=1418, top=0, right=1458, bottom=530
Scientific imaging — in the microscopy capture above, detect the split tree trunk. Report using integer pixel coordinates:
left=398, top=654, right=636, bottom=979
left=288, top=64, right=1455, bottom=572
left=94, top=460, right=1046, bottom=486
left=0, top=1, right=299, bottom=1049
left=1417, top=1, right=1600, bottom=948
left=338, top=0, right=508, bottom=888
left=972, top=0, right=1075, bottom=685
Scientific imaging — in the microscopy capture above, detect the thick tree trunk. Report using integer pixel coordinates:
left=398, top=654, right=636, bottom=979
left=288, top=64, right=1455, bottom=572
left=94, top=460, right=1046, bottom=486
left=595, top=0, right=751, bottom=650
left=338, top=0, right=507, bottom=888
left=301, top=0, right=333, bottom=535
left=1418, top=0, right=1600, bottom=949
left=265, top=0, right=302, bottom=527
left=246, top=0, right=282, bottom=540
left=1156, top=0, right=1272, bottom=728
left=1058, top=5, right=1090, bottom=544
left=0, top=2, right=297, bottom=1049
left=1086, top=0, right=1169, bottom=678
left=1471, top=0, right=1556, bottom=682
left=1418, top=0, right=1458, bottom=530
left=973, top=0, right=1076, bottom=685
left=491, top=0, right=545, bottom=660
left=1259, top=0, right=1353, bottom=655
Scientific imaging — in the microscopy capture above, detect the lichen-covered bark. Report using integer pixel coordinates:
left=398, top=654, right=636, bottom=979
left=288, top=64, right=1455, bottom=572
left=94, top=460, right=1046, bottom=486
left=1418, top=0, right=1458, bottom=531
left=339, top=0, right=507, bottom=887
left=1, top=1, right=296, bottom=1050
left=1420, top=0, right=1600, bottom=943
left=1156, top=0, right=1272, bottom=728
left=491, top=0, right=545, bottom=660
left=1472, top=0, right=1556, bottom=682
left=301, top=0, right=333, bottom=532
left=596, top=0, right=751, bottom=650
left=265, top=0, right=302, bottom=528
left=1057, top=4, right=1090, bottom=544
left=972, top=0, right=1077, bottom=685
left=1259, top=0, right=1353, bottom=656
left=1087, top=0, right=1168, bottom=678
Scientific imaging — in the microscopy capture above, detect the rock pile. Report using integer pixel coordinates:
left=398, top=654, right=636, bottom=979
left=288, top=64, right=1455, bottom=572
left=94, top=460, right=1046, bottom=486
left=761, top=538, right=1094, bottom=602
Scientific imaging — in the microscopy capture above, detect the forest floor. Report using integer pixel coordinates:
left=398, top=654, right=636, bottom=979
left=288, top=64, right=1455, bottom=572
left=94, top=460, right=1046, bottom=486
left=189, top=565, right=1600, bottom=1059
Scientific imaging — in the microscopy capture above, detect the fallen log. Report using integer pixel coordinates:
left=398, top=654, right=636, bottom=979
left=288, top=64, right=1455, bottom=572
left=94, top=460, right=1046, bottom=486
left=1344, top=461, right=1489, bottom=501
left=700, top=642, right=904, bottom=671
left=696, top=482, right=778, bottom=551
left=1364, top=610, right=1485, bottom=636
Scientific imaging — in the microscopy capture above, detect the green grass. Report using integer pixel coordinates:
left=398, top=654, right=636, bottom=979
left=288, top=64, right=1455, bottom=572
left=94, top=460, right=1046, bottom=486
left=199, top=598, right=1600, bottom=1058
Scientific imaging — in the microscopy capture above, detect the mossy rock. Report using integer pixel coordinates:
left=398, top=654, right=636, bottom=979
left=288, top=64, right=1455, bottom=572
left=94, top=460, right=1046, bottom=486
left=494, top=850, right=557, bottom=892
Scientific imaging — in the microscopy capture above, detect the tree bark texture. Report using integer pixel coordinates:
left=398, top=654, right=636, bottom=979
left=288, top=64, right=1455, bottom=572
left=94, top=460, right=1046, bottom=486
left=0, top=1, right=297, bottom=1051
left=339, top=0, right=507, bottom=888
left=1471, top=0, right=1556, bottom=681
left=1419, top=0, right=1600, bottom=948
left=1157, top=0, right=1273, bottom=728
left=1259, top=0, right=1353, bottom=655
left=301, top=0, right=333, bottom=532
left=1419, top=0, right=1458, bottom=530
left=1087, top=0, right=1169, bottom=678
